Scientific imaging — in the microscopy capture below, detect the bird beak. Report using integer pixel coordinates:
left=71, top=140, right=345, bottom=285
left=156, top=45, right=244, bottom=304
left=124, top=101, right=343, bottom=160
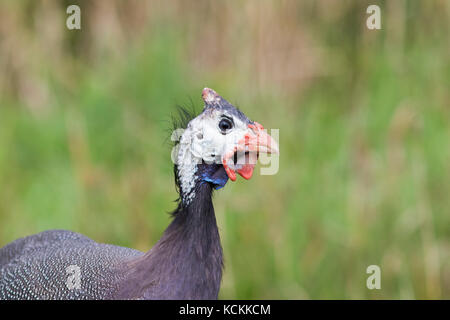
left=222, top=122, right=279, bottom=181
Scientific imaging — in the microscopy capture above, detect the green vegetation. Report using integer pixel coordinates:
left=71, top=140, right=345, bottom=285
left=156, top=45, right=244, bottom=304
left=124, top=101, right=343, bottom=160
left=0, top=1, right=449, bottom=299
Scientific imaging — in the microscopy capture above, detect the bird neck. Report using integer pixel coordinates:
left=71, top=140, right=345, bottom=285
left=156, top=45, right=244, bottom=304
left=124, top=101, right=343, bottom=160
left=116, top=183, right=223, bottom=299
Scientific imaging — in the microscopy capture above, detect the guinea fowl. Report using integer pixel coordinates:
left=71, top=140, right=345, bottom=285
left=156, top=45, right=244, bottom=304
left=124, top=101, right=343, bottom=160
left=0, top=88, right=278, bottom=300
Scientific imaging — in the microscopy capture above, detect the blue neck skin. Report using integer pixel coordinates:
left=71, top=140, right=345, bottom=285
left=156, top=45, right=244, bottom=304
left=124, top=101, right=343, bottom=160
left=200, top=164, right=229, bottom=190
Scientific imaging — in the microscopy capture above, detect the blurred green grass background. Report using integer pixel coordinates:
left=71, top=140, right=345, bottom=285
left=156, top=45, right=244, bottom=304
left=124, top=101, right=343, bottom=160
left=0, top=0, right=449, bottom=299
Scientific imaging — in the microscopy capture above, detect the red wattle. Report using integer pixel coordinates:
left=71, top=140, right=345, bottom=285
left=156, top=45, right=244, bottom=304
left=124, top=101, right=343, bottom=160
left=237, top=164, right=255, bottom=180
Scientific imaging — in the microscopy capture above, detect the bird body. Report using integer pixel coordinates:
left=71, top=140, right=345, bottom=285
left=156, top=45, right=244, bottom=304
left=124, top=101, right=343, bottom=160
left=0, top=230, right=141, bottom=299
left=0, top=88, right=278, bottom=300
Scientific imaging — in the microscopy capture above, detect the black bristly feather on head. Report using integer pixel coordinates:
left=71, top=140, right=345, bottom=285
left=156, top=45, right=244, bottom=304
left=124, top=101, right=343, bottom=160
left=169, top=104, right=197, bottom=139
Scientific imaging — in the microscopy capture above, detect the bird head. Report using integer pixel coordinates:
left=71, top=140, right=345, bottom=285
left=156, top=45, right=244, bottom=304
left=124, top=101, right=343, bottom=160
left=174, top=88, right=279, bottom=204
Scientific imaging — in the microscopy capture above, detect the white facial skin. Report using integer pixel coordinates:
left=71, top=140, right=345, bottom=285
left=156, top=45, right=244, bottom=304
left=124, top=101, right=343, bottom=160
left=184, top=108, right=252, bottom=166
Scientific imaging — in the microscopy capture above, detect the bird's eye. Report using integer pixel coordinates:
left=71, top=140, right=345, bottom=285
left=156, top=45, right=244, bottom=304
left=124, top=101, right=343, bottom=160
left=218, top=118, right=233, bottom=134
